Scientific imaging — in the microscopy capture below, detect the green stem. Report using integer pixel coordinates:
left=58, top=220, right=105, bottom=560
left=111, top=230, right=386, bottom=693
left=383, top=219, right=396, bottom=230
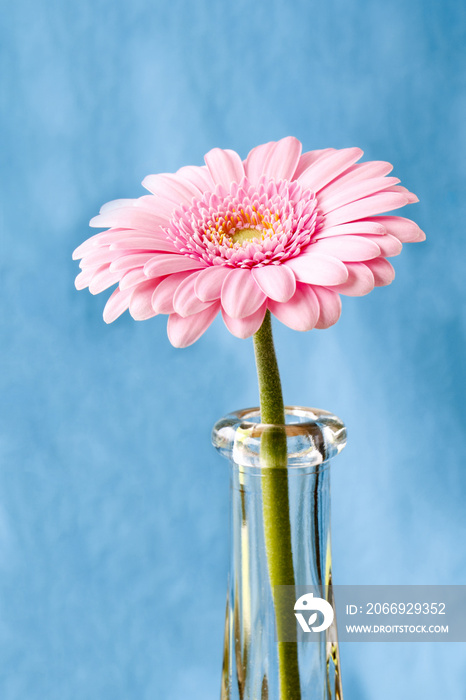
left=253, top=311, right=301, bottom=700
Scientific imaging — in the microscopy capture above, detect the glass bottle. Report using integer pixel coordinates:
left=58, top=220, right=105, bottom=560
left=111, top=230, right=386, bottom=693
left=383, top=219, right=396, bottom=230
left=212, top=406, right=347, bottom=700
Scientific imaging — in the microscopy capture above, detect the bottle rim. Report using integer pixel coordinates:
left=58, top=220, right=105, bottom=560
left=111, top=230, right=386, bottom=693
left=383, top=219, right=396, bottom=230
left=212, top=406, right=347, bottom=470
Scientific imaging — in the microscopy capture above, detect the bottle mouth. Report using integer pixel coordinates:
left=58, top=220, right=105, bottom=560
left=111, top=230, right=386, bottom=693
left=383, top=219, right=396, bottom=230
left=212, top=406, right=347, bottom=470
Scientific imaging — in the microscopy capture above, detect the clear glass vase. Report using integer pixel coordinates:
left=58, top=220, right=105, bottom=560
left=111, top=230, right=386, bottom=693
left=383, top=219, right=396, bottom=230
left=212, top=406, right=347, bottom=700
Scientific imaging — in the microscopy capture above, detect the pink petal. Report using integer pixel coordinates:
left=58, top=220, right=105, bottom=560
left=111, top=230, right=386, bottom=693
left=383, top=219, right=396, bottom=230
left=90, top=208, right=168, bottom=231
left=364, top=258, right=395, bottom=287
left=176, top=164, right=215, bottom=193
left=308, top=235, right=381, bottom=262
left=103, top=287, right=132, bottom=323
left=173, top=272, right=217, bottom=317
left=89, top=265, right=122, bottom=295
left=222, top=302, right=267, bottom=339
left=144, top=253, right=205, bottom=277
left=109, top=237, right=177, bottom=253
left=221, top=268, right=267, bottom=319
left=252, top=264, right=296, bottom=302
left=167, top=302, right=221, bottom=348
left=370, top=216, right=425, bottom=242
left=293, top=149, right=335, bottom=180
left=285, top=253, right=348, bottom=285
left=120, top=268, right=151, bottom=290
left=315, top=221, right=386, bottom=240
left=72, top=233, right=105, bottom=260
left=135, top=193, right=175, bottom=214
left=80, top=247, right=126, bottom=268
left=411, top=229, right=427, bottom=242
left=364, top=258, right=395, bottom=286
left=244, top=141, right=275, bottom=183
left=194, top=265, right=230, bottom=302
left=363, top=233, right=403, bottom=257
left=204, top=148, right=245, bottom=188
left=99, top=198, right=137, bottom=214
left=142, top=173, right=199, bottom=204
left=268, top=284, right=320, bottom=331
left=385, top=185, right=419, bottom=203
left=323, top=192, right=410, bottom=228
left=318, top=176, right=400, bottom=214
left=87, top=228, right=158, bottom=245
left=312, top=287, right=342, bottom=329
left=136, top=195, right=177, bottom=221
left=129, top=279, right=162, bottom=320
left=260, top=136, right=302, bottom=181
left=297, top=148, right=363, bottom=192
left=329, top=262, right=375, bottom=296
left=75, top=267, right=95, bottom=290
left=151, top=271, right=194, bottom=314
left=110, top=253, right=159, bottom=272
left=317, top=161, right=394, bottom=198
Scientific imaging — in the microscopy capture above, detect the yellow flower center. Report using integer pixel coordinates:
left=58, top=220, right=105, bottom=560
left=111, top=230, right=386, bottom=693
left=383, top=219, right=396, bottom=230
left=231, top=227, right=263, bottom=245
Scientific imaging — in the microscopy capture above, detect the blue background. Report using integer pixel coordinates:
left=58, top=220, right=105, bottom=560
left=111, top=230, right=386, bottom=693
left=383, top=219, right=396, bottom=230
left=1, top=0, right=465, bottom=697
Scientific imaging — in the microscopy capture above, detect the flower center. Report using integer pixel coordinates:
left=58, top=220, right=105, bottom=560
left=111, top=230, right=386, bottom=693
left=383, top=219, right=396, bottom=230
left=230, top=227, right=263, bottom=245
left=166, top=176, right=321, bottom=269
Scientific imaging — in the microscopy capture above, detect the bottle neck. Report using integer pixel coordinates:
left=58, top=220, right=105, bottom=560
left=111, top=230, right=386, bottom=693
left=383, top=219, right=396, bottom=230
left=223, top=462, right=334, bottom=699
left=229, top=462, right=332, bottom=590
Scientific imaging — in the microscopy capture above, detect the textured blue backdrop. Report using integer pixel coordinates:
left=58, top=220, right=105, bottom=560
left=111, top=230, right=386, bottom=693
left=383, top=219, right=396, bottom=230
left=1, top=0, right=465, bottom=697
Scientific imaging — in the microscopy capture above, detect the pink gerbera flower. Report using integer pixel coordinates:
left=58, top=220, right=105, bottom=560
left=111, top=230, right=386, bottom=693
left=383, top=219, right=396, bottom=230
left=73, top=137, right=424, bottom=347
